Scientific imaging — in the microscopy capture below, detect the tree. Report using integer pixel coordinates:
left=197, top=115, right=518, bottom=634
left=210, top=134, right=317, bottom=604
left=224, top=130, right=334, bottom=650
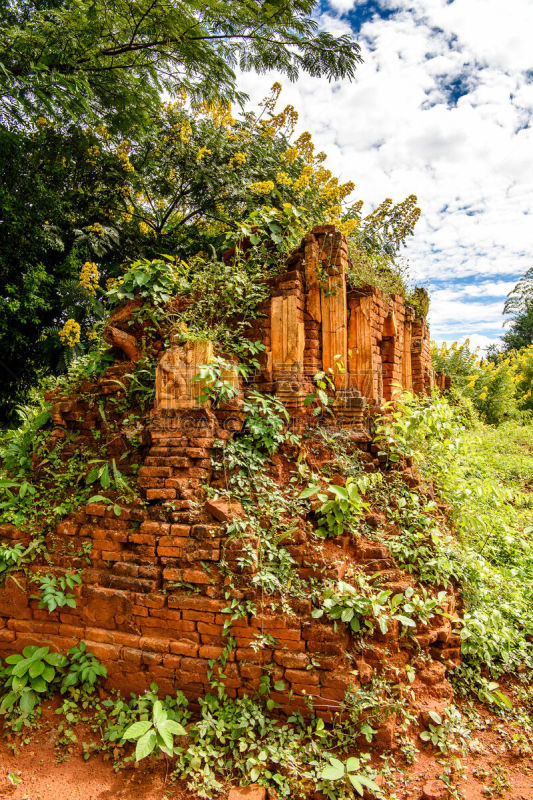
left=0, top=89, right=419, bottom=421
left=502, top=267, right=533, bottom=351
left=0, top=0, right=362, bottom=130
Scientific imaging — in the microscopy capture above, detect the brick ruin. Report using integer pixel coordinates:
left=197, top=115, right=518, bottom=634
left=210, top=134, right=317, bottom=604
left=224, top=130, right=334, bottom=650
left=0, top=226, right=456, bottom=740
left=244, top=224, right=434, bottom=421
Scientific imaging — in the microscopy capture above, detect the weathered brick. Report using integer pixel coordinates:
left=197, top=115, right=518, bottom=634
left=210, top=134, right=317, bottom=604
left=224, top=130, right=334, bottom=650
left=146, top=488, right=176, bottom=500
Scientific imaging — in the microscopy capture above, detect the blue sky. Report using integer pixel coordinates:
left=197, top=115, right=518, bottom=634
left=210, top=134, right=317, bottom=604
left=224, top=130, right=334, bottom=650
left=239, top=0, right=533, bottom=350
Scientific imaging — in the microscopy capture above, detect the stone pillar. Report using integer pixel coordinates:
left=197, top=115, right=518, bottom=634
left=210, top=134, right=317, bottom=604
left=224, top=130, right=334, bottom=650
left=347, top=293, right=375, bottom=400
left=319, top=231, right=348, bottom=388
left=402, top=310, right=413, bottom=391
left=270, top=294, right=305, bottom=380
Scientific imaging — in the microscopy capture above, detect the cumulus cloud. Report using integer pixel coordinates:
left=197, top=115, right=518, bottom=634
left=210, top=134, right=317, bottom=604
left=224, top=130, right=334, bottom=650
left=237, top=0, right=532, bottom=345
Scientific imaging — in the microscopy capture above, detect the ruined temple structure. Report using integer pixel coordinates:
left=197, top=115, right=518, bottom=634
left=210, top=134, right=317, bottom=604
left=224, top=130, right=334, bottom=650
left=245, top=225, right=434, bottom=423
left=0, top=226, right=456, bottom=738
left=151, top=225, right=434, bottom=428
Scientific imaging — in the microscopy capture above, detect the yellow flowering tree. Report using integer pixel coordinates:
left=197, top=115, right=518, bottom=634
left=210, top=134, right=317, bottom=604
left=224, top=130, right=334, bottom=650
left=432, top=340, right=533, bottom=423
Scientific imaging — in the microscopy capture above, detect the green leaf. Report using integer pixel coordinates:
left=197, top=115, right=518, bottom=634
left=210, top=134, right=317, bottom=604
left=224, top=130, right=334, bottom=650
left=12, top=675, right=27, bottom=692
left=122, top=720, right=153, bottom=741
left=0, top=691, right=17, bottom=712
left=321, top=758, right=345, bottom=781
left=345, top=757, right=361, bottom=773
left=135, top=729, right=157, bottom=761
left=347, top=774, right=364, bottom=795
left=12, top=659, right=31, bottom=677
left=29, top=660, right=45, bottom=678
left=152, top=700, right=166, bottom=730
left=428, top=711, right=442, bottom=725
left=352, top=774, right=381, bottom=794
left=493, top=690, right=513, bottom=709
left=273, top=680, right=285, bottom=691
left=156, top=720, right=174, bottom=751
left=163, top=720, right=186, bottom=736
left=31, top=676, right=47, bottom=693
left=45, top=652, right=67, bottom=667
left=20, top=689, right=37, bottom=714
left=395, top=614, right=416, bottom=628
left=299, top=485, right=319, bottom=499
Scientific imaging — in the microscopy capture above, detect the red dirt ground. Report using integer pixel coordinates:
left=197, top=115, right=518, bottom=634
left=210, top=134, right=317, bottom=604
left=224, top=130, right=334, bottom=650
left=0, top=698, right=532, bottom=800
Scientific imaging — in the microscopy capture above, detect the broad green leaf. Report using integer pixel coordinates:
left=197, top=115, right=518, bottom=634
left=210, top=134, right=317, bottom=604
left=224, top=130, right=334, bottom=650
left=320, top=758, right=345, bottom=781
left=298, top=486, right=319, bottom=499
left=0, top=691, right=17, bottom=712
left=23, top=645, right=48, bottom=659
left=12, top=659, right=31, bottom=677
left=20, top=689, right=37, bottom=714
left=45, top=652, right=67, bottom=667
left=12, top=674, right=28, bottom=692
left=395, top=614, right=416, bottom=628
left=345, top=757, right=361, bottom=773
left=122, top=720, right=153, bottom=741
left=152, top=700, right=165, bottom=729
left=135, top=729, right=157, bottom=761
left=29, top=660, right=45, bottom=679
left=163, top=720, right=186, bottom=736
left=156, top=720, right=174, bottom=751
left=347, top=774, right=364, bottom=795
left=31, top=676, right=47, bottom=693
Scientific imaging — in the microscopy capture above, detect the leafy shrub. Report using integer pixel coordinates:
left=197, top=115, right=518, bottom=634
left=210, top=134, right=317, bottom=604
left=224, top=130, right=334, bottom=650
left=0, top=646, right=67, bottom=717
left=301, top=475, right=379, bottom=538
left=319, top=755, right=380, bottom=797
left=0, top=643, right=106, bottom=729
left=0, top=542, right=28, bottom=579
left=121, top=698, right=187, bottom=760
left=0, top=402, right=51, bottom=474
left=105, top=257, right=190, bottom=308
left=34, top=571, right=82, bottom=612
left=61, top=642, right=107, bottom=695
left=312, top=577, right=447, bottom=637
left=241, top=390, right=299, bottom=455
left=376, top=395, right=533, bottom=685
left=431, top=340, right=533, bottom=424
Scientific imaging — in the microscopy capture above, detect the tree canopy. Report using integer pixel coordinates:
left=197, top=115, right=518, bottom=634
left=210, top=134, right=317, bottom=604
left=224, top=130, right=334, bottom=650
left=0, top=88, right=420, bottom=421
left=0, top=0, right=362, bottom=130
left=502, top=267, right=533, bottom=351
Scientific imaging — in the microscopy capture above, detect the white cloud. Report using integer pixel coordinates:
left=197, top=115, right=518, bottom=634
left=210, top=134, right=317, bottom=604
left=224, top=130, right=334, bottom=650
left=236, top=0, right=533, bottom=343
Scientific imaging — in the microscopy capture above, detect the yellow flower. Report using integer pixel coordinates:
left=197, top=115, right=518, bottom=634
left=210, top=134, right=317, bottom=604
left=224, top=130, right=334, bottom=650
left=139, top=220, right=153, bottom=235
left=281, top=146, right=299, bottom=165
left=275, top=171, right=293, bottom=186
left=229, top=151, right=247, bottom=169
left=248, top=180, right=274, bottom=195
left=116, top=140, right=135, bottom=172
left=196, top=146, right=211, bottom=162
left=79, top=261, right=99, bottom=295
left=86, top=144, right=100, bottom=165
left=59, top=319, right=81, bottom=347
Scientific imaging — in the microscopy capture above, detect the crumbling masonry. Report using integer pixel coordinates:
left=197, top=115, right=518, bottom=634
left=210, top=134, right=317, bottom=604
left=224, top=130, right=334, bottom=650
left=0, top=226, right=456, bottom=739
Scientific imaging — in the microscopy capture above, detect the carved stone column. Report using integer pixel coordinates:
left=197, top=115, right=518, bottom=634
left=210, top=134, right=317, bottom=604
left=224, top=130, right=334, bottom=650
left=155, top=339, right=214, bottom=411
left=347, top=293, right=375, bottom=400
